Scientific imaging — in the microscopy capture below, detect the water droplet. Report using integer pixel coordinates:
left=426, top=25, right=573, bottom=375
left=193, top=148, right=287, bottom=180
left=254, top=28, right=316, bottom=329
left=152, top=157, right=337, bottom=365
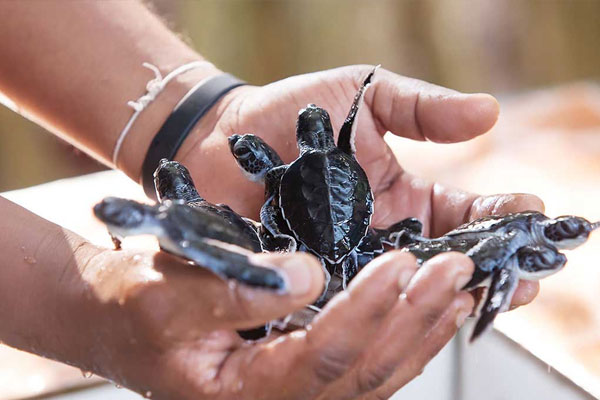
left=115, top=383, right=122, bottom=389
left=80, top=370, right=93, bottom=378
left=20, top=246, right=26, bottom=252
left=118, top=297, right=125, bottom=306
left=24, top=256, right=37, bottom=265
left=212, top=307, right=225, bottom=317
left=181, top=240, right=190, bottom=248
left=133, top=254, right=142, bottom=262
left=144, top=391, right=152, bottom=398
left=233, top=380, right=244, bottom=393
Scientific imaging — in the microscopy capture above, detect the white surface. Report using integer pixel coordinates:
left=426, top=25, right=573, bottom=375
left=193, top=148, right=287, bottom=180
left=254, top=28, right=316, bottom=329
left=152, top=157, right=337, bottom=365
left=391, top=338, right=456, bottom=400
left=459, top=322, right=594, bottom=400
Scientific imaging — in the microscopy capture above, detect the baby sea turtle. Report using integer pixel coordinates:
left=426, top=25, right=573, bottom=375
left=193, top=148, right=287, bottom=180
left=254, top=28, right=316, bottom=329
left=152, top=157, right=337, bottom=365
left=229, top=66, right=407, bottom=302
left=153, top=158, right=274, bottom=339
left=393, top=211, right=600, bottom=341
left=93, top=197, right=284, bottom=289
left=94, top=159, right=282, bottom=340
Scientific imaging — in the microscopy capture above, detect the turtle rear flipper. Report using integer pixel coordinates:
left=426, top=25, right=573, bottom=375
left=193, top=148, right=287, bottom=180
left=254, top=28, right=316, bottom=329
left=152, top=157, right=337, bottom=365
left=470, top=261, right=519, bottom=342
left=164, top=237, right=286, bottom=291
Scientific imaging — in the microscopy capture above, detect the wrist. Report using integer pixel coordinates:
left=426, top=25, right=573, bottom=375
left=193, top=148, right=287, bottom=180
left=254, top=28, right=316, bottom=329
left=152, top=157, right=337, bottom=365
left=117, top=62, right=223, bottom=182
left=173, top=85, right=267, bottom=214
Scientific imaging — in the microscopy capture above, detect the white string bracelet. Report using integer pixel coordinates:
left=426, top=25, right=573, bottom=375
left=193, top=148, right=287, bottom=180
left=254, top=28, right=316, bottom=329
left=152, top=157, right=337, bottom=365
left=111, top=60, right=210, bottom=168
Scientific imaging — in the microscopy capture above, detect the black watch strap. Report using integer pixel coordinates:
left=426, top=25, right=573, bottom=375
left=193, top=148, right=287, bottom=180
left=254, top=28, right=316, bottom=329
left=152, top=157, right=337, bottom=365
left=140, top=73, right=246, bottom=199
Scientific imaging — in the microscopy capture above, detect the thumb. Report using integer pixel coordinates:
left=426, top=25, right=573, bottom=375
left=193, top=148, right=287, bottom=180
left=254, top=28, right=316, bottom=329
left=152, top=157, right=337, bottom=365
left=367, top=67, right=500, bottom=143
left=218, top=252, right=325, bottom=330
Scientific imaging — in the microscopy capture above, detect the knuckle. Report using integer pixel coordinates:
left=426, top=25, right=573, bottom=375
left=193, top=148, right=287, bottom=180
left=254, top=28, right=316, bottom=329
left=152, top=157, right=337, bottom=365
left=429, top=252, right=473, bottom=278
left=421, top=309, right=443, bottom=329
left=356, top=363, right=394, bottom=394
left=312, top=347, right=354, bottom=385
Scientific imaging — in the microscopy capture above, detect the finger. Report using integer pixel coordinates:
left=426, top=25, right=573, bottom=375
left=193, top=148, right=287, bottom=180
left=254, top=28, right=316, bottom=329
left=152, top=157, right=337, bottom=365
left=135, top=252, right=325, bottom=336
left=237, top=252, right=417, bottom=400
left=217, top=252, right=325, bottom=329
left=353, top=253, right=473, bottom=392
left=428, top=189, right=544, bottom=238
left=324, top=252, right=474, bottom=398
left=468, top=193, right=545, bottom=220
left=364, top=293, right=474, bottom=400
left=510, top=280, right=540, bottom=308
left=367, top=67, right=499, bottom=143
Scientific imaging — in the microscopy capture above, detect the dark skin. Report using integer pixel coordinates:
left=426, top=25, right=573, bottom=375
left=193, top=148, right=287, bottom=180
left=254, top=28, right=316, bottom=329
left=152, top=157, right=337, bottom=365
left=0, top=1, right=541, bottom=398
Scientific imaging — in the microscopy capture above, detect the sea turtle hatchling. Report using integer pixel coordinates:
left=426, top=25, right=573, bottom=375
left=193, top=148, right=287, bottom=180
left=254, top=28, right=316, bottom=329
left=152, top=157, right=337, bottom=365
left=93, top=166, right=287, bottom=288
left=152, top=158, right=274, bottom=339
left=94, top=159, right=285, bottom=339
left=229, top=66, right=412, bottom=305
left=392, top=211, right=600, bottom=341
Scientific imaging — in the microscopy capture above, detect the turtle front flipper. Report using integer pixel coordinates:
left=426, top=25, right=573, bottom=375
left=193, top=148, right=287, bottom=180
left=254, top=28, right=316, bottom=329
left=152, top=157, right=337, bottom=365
left=470, top=259, right=519, bottom=342
left=169, top=237, right=287, bottom=291
left=463, top=230, right=524, bottom=289
left=341, top=251, right=359, bottom=288
left=384, top=217, right=425, bottom=248
left=259, top=198, right=297, bottom=253
left=337, top=65, right=379, bottom=156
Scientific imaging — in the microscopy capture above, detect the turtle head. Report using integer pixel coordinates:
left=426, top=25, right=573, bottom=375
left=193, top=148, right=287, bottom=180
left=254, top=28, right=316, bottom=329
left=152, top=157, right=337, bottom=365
left=296, top=104, right=335, bottom=153
left=542, top=216, right=598, bottom=250
left=94, top=197, right=161, bottom=237
left=154, top=159, right=202, bottom=203
left=228, top=134, right=283, bottom=182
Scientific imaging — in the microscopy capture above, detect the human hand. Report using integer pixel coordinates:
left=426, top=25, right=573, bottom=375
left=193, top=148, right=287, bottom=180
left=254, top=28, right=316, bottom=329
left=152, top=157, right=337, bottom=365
left=177, top=65, right=543, bottom=309
left=78, top=246, right=473, bottom=400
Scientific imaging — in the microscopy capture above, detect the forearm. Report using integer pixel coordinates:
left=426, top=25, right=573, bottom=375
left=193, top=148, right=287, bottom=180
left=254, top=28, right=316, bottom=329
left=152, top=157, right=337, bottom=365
left=0, top=197, right=90, bottom=354
left=0, top=196, right=119, bottom=369
left=0, top=0, right=221, bottom=180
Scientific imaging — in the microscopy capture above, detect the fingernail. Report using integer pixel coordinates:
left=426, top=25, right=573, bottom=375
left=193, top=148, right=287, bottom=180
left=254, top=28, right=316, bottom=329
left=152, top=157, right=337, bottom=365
left=456, top=309, right=470, bottom=327
left=252, top=253, right=315, bottom=297
left=454, top=271, right=472, bottom=292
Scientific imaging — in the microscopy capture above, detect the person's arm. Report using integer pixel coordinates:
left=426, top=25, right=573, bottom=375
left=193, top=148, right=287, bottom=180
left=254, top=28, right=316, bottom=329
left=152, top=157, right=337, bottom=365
left=0, top=195, right=476, bottom=399
left=0, top=0, right=222, bottom=179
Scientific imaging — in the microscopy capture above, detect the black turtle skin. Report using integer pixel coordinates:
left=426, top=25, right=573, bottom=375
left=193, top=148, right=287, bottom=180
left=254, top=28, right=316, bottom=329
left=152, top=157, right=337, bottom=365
left=153, top=159, right=273, bottom=340
left=393, top=211, right=597, bottom=341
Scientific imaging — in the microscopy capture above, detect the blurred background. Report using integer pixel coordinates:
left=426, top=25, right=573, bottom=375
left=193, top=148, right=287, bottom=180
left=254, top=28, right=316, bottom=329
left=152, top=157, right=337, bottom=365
left=0, top=0, right=599, bottom=191
left=1, top=1, right=600, bottom=399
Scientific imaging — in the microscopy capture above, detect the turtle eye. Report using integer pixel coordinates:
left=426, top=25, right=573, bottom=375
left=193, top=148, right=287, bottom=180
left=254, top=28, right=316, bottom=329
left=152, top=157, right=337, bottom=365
left=517, top=246, right=566, bottom=274
left=544, top=217, right=588, bottom=241
left=233, top=146, right=251, bottom=158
